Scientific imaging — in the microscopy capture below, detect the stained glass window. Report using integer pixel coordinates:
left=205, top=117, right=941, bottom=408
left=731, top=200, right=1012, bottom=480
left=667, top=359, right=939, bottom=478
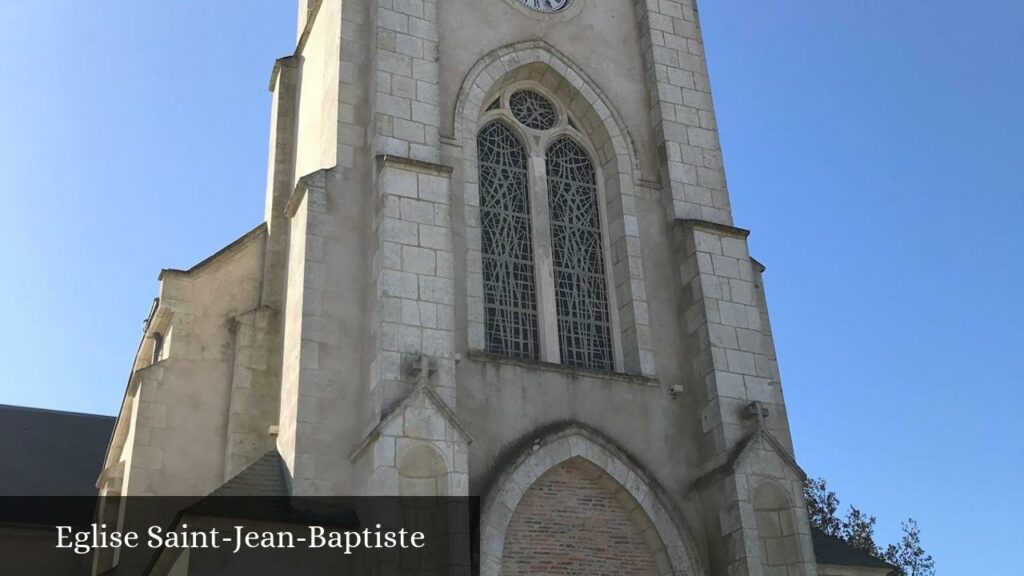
left=546, top=137, right=613, bottom=371
left=476, top=90, right=617, bottom=371
left=509, top=90, right=557, bottom=131
left=477, top=121, right=540, bottom=359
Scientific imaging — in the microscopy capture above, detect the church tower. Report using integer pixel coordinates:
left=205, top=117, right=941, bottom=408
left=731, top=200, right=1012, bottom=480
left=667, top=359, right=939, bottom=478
left=98, top=1, right=822, bottom=574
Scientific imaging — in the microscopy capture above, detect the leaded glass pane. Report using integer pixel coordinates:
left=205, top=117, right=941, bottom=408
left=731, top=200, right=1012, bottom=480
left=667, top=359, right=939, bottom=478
left=509, top=90, right=557, bottom=131
left=546, top=137, right=614, bottom=371
left=478, top=121, right=540, bottom=359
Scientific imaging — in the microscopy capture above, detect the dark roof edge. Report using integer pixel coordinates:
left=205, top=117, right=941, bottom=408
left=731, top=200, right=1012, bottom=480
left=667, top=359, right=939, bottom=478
left=0, top=404, right=115, bottom=421
left=812, top=527, right=896, bottom=571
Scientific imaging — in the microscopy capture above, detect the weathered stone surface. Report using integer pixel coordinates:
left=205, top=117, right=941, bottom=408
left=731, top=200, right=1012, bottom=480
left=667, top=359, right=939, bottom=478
left=96, top=3, right=824, bottom=576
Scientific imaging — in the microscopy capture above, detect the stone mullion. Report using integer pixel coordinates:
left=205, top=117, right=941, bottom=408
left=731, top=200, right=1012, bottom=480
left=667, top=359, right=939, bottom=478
left=464, top=144, right=487, bottom=351
left=527, top=152, right=561, bottom=364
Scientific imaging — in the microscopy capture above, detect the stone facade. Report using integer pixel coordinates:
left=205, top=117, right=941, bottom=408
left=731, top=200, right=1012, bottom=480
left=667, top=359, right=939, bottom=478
left=97, top=1, right=833, bottom=575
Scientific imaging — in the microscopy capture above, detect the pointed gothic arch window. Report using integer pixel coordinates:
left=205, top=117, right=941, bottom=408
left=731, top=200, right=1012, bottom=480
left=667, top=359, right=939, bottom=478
left=477, top=120, right=540, bottom=359
left=475, top=88, right=617, bottom=371
left=547, top=137, right=613, bottom=370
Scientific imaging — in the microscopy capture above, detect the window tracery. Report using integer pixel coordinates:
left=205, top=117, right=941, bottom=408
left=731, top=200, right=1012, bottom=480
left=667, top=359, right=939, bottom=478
left=547, top=137, right=613, bottom=370
left=476, top=88, right=615, bottom=371
left=477, top=121, right=540, bottom=360
left=509, top=90, right=558, bottom=131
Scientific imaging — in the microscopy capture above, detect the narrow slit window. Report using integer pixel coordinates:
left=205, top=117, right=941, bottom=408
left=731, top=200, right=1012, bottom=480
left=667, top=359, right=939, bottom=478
left=477, top=121, right=540, bottom=359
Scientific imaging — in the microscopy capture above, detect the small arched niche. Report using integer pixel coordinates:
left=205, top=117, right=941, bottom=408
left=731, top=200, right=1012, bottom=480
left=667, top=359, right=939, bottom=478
left=753, top=482, right=802, bottom=571
left=398, top=444, right=449, bottom=497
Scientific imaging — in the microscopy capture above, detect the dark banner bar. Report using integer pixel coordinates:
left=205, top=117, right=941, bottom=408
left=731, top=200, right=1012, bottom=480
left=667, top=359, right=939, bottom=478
left=0, top=497, right=478, bottom=576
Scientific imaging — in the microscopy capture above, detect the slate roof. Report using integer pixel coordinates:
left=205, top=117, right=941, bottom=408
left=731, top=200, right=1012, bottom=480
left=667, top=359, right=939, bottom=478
left=207, top=450, right=290, bottom=497
left=0, top=404, right=115, bottom=496
left=812, top=527, right=895, bottom=571
left=184, top=450, right=357, bottom=527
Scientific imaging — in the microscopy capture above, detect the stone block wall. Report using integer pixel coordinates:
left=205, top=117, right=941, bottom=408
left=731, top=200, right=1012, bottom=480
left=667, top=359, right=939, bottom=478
left=634, top=0, right=733, bottom=224
left=369, top=158, right=457, bottom=417
left=672, top=220, right=790, bottom=460
left=353, top=389, right=469, bottom=497
left=278, top=170, right=371, bottom=495
left=223, top=306, right=280, bottom=481
left=372, top=0, right=443, bottom=163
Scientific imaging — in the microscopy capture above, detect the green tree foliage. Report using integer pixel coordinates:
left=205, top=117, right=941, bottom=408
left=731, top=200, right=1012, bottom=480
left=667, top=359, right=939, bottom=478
left=840, top=506, right=878, bottom=555
left=882, top=519, right=935, bottom=576
left=803, top=477, right=935, bottom=576
left=804, top=477, right=842, bottom=536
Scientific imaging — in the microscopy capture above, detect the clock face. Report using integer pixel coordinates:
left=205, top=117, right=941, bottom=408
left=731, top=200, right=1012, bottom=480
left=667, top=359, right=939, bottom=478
left=519, top=0, right=571, bottom=13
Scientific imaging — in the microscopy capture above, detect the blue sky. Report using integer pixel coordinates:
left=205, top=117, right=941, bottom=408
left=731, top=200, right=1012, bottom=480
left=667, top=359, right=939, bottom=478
left=1, top=1, right=1020, bottom=574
